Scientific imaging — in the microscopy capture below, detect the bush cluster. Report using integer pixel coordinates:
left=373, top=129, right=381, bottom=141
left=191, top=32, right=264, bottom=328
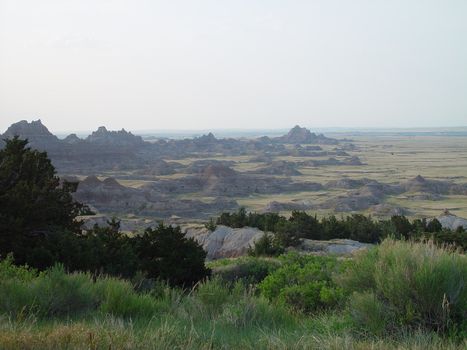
left=216, top=208, right=466, bottom=251
left=259, top=253, right=346, bottom=313
left=0, top=256, right=164, bottom=319
left=209, top=256, right=281, bottom=285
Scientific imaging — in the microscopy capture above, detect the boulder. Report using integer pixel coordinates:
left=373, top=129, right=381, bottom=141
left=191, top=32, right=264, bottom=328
left=297, top=238, right=372, bottom=255
left=185, top=225, right=264, bottom=260
left=436, top=211, right=467, bottom=230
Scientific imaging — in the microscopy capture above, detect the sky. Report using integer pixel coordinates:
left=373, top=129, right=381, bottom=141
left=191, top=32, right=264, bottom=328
left=0, top=0, right=466, bottom=133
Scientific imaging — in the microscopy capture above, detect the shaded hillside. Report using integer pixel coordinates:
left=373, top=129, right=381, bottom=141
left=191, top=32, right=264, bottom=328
left=142, top=164, right=323, bottom=197
left=75, top=175, right=238, bottom=218
left=1, top=121, right=345, bottom=173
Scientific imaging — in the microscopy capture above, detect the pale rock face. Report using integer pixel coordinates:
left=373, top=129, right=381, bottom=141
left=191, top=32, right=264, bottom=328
left=297, top=239, right=372, bottom=255
left=436, top=212, right=467, bottom=230
left=185, top=225, right=373, bottom=260
left=185, top=225, right=264, bottom=260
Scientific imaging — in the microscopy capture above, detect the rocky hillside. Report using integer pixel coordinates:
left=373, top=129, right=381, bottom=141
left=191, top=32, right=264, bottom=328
left=437, top=211, right=467, bottom=230
left=185, top=225, right=371, bottom=260
left=1, top=121, right=346, bottom=173
left=2, top=120, right=60, bottom=148
left=74, top=175, right=238, bottom=219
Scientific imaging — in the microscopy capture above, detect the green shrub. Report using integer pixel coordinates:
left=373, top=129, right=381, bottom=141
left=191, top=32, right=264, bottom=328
left=277, top=281, right=343, bottom=313
left=0, top=261, right=98, bottom=318
left=0, top=258, right=162, bottom=319
left=259, top=253, right=345, bottom=313
left=0, top=255, right=37, bottom=282
left=193, top=277, right=232, bottom=316
left=338, top=239, right=467, bottom=335
left=348, top=291, right=395, bottom=335
left=95, top=277, right=160, bottom=318
left=248, top=233, right=284, bottom=257
left=32, top=265, right=98, bottom=317
left=211, top=256, right=281, bottom=285
left=204, top=218, right=217, bottom=231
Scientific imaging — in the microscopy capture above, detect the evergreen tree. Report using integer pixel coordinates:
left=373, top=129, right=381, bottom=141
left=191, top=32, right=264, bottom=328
left=135, top=223, right=210, bottom=286
left=0, top=137, right=83, bottom=267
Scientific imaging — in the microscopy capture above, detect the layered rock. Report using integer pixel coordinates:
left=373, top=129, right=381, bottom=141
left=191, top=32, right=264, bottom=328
left=402, top=175, right=467, bottom=195
left=75, top=175, right=238, bottom=219
left=1, top=119, right=59, bottom=148
left=185, top=225, right=263, bottom=260
left=144, top=164, right=323, bottom=197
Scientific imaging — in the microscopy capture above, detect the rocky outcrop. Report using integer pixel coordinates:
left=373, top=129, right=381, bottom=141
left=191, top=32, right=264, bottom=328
left=185, top=225, right=264, bottom=260
left=402, top=175, right=467, bottom=195
left=75, top=175, right=238, bottom=219
left=296, top=239, right=372, bottom=255
left=2, top=119, right=59, bottom=147
left=86, top=126, right=144, bottom=147
left=436, top=211, right=467, bottom=230
left=186, top=225, right=372, bottom=259
left=1, top=120, right=354, bottom=173
left=144, top=164, right=323, bottom=197
left=63, top=133, right=83, bottom=144
left=275, top=125, right=338, bottom=145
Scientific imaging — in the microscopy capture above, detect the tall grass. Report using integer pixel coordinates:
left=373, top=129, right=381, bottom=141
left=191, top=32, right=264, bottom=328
left=0, top=258, right=163, bottom=319
left=0, top=240, right=466, bottom=349
left=337, top=239, right=467, bottom=336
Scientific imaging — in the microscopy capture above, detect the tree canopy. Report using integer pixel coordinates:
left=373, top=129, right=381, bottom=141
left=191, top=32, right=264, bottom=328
left=0, top=137, right=210, bottom=286
left=0, top=137, right=83, bottom=266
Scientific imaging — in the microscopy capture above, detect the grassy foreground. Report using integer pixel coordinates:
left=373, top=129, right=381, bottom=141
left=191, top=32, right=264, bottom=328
left=0, top=239, right=465, bottom=349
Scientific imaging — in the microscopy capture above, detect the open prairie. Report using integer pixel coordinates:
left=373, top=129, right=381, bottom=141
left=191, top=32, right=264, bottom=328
left=149, top=134, right=467, bottom=219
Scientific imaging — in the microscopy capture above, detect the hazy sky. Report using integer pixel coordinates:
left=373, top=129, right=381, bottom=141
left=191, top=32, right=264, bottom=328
left=1, top=0, right=466, bottom=132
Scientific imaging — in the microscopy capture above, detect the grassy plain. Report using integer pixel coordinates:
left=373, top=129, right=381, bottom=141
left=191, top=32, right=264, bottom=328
left=234, top=135, right=467, bottom=218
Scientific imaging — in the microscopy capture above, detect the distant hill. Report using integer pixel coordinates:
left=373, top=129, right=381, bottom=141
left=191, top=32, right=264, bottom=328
left=274, top=125, right=338, bottom=144
left=2, top=119, right=60, bottom=147
left=1, top=120, right=343, bottom=173
left=86, top=126, right=145, bottom=146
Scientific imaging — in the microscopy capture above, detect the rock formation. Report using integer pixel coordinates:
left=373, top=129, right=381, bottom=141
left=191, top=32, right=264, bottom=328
left=75, top=175, right=238, bottom=219
left=185, top=225, right=264, bottom=260
left=436, top=211, right=467, bottom=230
left=275, top=125, right=338, bottom=145
left=1, top=119, right=59, bottom=148
left=185, top=225, right=372, bottom=259
left=86, top=126, right=145, bottom=147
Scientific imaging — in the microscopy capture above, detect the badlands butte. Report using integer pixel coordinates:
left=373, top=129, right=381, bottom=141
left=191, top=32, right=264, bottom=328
left=2, top=119, right=467, bottom=257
